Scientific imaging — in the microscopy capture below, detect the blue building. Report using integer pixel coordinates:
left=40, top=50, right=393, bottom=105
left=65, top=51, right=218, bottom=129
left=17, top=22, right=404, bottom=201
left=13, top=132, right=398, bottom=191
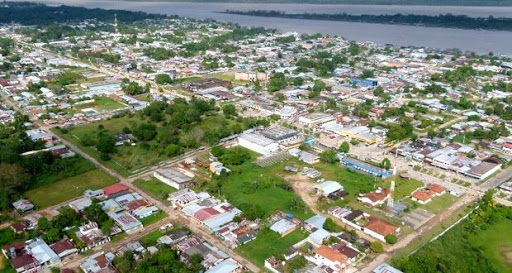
left=340, top=157, right=391, bottom=178
left=349, top=78, right=378, bottom=87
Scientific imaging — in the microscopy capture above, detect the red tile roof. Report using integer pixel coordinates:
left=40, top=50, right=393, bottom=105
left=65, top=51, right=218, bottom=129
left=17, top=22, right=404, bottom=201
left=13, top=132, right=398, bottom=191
left=102, top=183, right=129, bottom=196
left=50, top=238, right=76, bottom=255
left=364, top=217, right=398, bottom=236
left=365, top=189, right=391, bottom=203
left=427, top=184, right=446, bottom=194
left=314, top=246, right=347, bottom=264
left=127, top=199, right=149, bottom=211
left=194, top=208, right=220, bottom=222
left=11, top=254, right=37, bottom=270
left=412, top=191, right=432, bottom=202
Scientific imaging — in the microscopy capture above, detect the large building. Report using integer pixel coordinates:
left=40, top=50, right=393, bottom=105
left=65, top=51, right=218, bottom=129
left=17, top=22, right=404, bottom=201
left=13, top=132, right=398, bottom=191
left=154, top=167, right=194, bottom=190
left=261, top=127, right=299, bottom=143
left=238, top=132, right=279, bottom=155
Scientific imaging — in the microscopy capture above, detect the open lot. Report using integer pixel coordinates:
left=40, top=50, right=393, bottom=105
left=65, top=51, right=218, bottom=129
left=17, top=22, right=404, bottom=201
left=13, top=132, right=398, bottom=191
left=421, top=194, right=459, bottom=214
left=24, top=169, right=117, bottom=208
left=75, top=97, right=127, bottom=112
left=134, top=177, right=177, bottom=203
left=140, top=210, right=168, bottom=226
left=202, top=156, right=314, bottom=220
left=236, top=228, right=308, bottom=267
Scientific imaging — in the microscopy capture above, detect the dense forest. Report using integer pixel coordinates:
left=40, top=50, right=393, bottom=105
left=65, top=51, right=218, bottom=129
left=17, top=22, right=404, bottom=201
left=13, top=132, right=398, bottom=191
left=223, top=10, right=512, bottom=31
left=0, top=2, right=166, bottom=25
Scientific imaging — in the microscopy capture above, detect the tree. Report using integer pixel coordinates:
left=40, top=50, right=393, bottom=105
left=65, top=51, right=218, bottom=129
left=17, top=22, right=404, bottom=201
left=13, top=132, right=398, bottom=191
left=371, top=241, right=384, bottom=253
left=385, top=234, right=398, bottom=244
left=155, top=74, right=174, bottom=85
left=427, top=130, right=436, bottom=138
left=0, top=163, right=30, bottom=192
left=319, top=149, right=338, bottom=164
left=323, top=218, right=342, bottom=232
left=222, top=104, right=237, bottom=117
left=268, top=72, right=287, bottom=92
left=381, top=158, right=392, bottom=170
left=96, top=133, right=116, bottom=154
left=339, top=141, right=350, bottom=153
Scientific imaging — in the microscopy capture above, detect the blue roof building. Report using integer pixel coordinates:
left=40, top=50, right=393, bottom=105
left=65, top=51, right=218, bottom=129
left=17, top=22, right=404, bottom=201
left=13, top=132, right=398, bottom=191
left=341, top=157, right=391, bottom=178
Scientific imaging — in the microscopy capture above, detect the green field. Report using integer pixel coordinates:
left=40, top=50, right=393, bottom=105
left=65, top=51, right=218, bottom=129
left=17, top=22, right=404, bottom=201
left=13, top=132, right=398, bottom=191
left=469, top=218, right=512, bottom=272
left=134, top=177, right=177, bottom=203
left=140, top=210, right=168, bottom=226
left=74, top=97, right=127, bottom=112
left=421, top=194, right=458, bottom=213
left=383, top=176, right=424, bottom=200
left=24, top=169, right=117, bottom=208
left=236, top=228, right=308, bottom=267
left=207, top=156, right=314, bottom=220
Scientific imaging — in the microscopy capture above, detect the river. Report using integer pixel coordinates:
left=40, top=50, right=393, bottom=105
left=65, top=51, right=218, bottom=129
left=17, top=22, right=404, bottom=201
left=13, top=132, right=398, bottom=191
left=33, top=1, right=512, bottom=54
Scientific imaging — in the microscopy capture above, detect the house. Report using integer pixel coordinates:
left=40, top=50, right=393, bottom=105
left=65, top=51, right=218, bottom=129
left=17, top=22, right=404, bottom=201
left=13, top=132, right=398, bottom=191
left=209, top=162, right=230, bottom=175
left=270, top=219, right=297, bottom=237
left=363, top=218, right=399, bottom=242
left=357, top=189, right=391, bottom=207
left=205, top=258, right=240, bottom=273
left=305, top=215, right=326, bottom=231
left=102, top=183, right=130, bottom=198
left=373, top=263, right=403, bottom=273
left=114, top=134, right=131, bottom=146
left=315, top=181, right=344, bottom=197
left=50, top=238, right=78, bottom=258
left=69, top=197, right=92, bottom=213
left=80, top=252, right=116, bottom=273
left=411, top=191, right=433, bottom=204
left=299, top=150, right=320, bottom=164
left=107, top=211, right=143, bottom=234
left=154, top=167, right=194, bottom=190
left=238, top=132, right=279, bottom=155
left=168, top=188, right=200, bottom=208
left=261, top=127, right=299, bottom=143
left=12, top=199, right=34, bottom=213
left=284, top=247, right=299, bottom=261
left=76, top=222, right=109, bottom=248
left=265, top=256, right=280, bottom=273
left=309, top=228, right=331, bottom=245
left=26, top=238, right=61, bottom=269
left=84, top=189, right=105, bottom=199
left=311, top=246, right=348, bottom=272
left=10, top=221, right=31, bottom=234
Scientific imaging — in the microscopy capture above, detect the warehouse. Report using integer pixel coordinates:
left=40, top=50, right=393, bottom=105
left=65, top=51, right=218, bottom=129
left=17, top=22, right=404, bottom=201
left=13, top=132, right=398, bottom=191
left=154, top=167, right=194, bottom=190
left=261, top=127, right=299, bottom=143
left=238, top=132, right=279, bottom=155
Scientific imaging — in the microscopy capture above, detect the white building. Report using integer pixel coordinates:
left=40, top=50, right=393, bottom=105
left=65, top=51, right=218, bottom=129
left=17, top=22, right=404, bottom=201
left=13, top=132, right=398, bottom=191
left=238, top=132, right=279, bottom=155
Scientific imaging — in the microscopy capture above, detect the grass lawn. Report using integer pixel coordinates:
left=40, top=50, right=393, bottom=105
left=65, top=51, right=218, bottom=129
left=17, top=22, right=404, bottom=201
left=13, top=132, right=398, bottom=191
left=237, top=228, right=308, bottom=267
left=140, top=210, right=168, bottom=226
left=134, top=178, right=177, bottom=203
left=209, top=157, right=314, bottom=220
left=139, top=230, right=165, bottom=247
left=24, top=169, right=117, bottom=208
left=421, top=194, right=459, bottom=213
left=452, top=133, right=475, bottom=144
left=315, top=163, right=380, bottom=203
left=383, top=177, right=424, bottom=200
left=74, top=97, right=127, bottom=112
left=469, top=218, right=512, bottom=272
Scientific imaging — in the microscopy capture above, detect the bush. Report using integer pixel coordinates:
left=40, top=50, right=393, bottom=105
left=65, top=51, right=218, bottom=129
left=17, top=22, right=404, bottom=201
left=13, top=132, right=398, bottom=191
left=371, top=241, right=384, bottom=253
left=385, top=234, right=398, bottom=244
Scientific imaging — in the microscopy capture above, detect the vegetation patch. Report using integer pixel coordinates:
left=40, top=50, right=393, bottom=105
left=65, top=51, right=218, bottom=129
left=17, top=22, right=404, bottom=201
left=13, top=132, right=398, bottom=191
left=236, top=228, right=308, bottom=267
left=24, top=169, right=116, bottom=208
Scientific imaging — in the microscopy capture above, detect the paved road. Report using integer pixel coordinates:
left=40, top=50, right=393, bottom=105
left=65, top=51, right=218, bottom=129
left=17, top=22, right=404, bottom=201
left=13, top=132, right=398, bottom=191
left=480, top=165, right=512, bottom=191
